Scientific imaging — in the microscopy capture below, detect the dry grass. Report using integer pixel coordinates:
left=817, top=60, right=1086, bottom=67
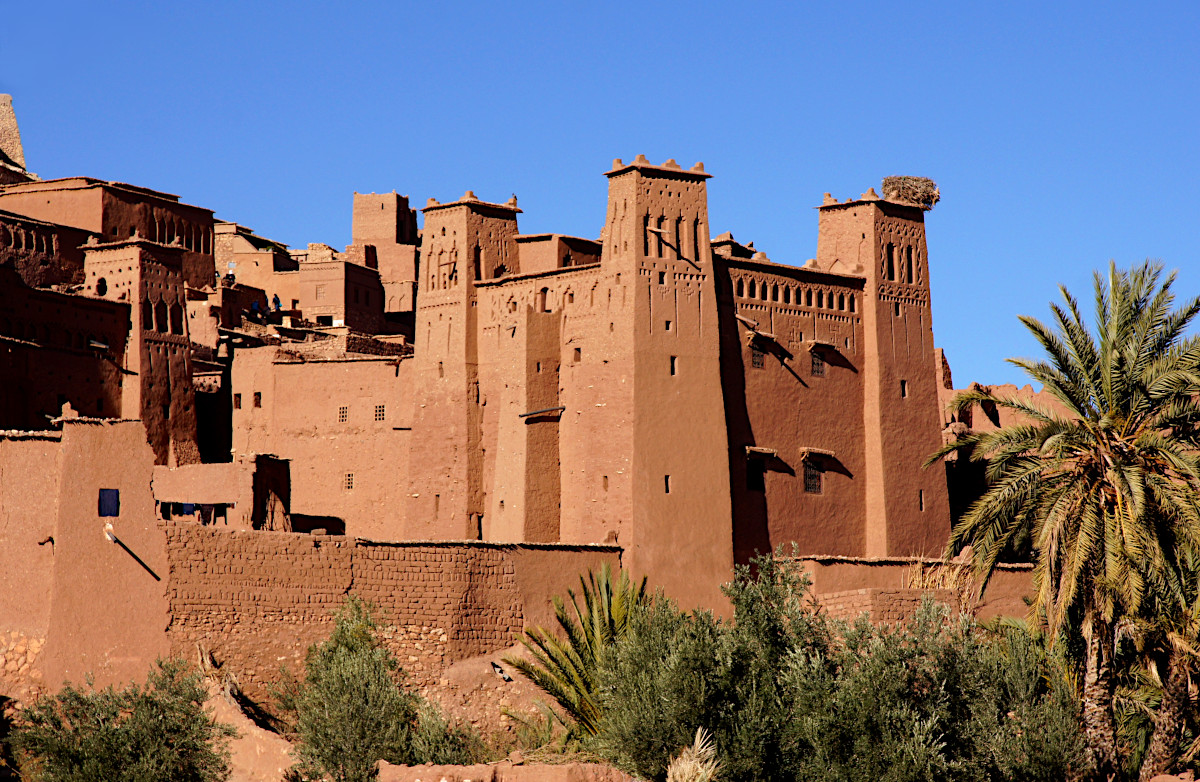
left=906, top=561, right=979, bottom=615
left=666, top=727, right=720, bottom=782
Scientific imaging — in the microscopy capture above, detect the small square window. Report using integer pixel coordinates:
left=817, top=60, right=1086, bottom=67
left=804, top=463, right=823, bottom=494
left=375, top=404, right=386, bottom=421
left=811, top=352, right=826, bottom=377
left=751, top=348, right=765, bottom=369
left=98, top=488, right=120, bottom=517
left=344, top=473, right=355, bottom=491
left=253, top=391, right=262, bottom=408
left=338, top=405, right=348, bottom=423
left=233, top=393, right=241, bottom=409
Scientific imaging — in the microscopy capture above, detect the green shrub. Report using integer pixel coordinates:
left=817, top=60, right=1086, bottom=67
left=783, top=602, right=1086, bottom=782
left=596, top=553, right=832, bottom=782
left=290, top=596, right=488, bottom=782
left=10, top=659, right=235, bottom=782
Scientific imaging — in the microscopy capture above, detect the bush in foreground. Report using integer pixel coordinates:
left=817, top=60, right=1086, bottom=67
left=10, top=659, right=235, bottom=782
left=288, top=596, right=486, bottom=782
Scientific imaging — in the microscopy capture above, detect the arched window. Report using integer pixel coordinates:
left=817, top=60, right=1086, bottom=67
left=805, top=289, right=813, bottom=307
left=748, top=280, right=756, bottom=298
left=96, top=278, right=108, bottom=296
left=838, top=293, right=845, bottom=310
left=170, top=303, right=184, bottom=335
left=905, top=246, right=914, bottom=284
left=848, top=294, right=856, bottom=313
left=886, top=243, right=896, bottom=281
left=736, top=278, right=745, bottom=297
left=538, top=287, right=550, bottom=312
left=142, top=298, right=154, bottom=328
left=783, top=286, right=791, bottom=304
left=772, top=284, right=779, bottom=302
left=155, top=300, right=168, bottom=332
left=817, top=291, right=824, bottom=308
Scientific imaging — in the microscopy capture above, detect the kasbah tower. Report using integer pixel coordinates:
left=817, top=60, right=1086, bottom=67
left=399, top=154, right=949, bottom=609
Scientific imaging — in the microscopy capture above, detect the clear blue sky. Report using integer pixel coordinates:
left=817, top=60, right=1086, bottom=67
left=5, top=1, right=1197, bottom=387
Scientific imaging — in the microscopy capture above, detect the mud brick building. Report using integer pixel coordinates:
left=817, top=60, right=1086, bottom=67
left=0, top=94, right=1024, bottom=706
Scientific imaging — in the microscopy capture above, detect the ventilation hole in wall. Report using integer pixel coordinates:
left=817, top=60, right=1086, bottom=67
left=573, top=348, right=582, bottom=363
left=919, top=489, right=925, bottom=511
left=602, top=475, right=608, bottom=491
left=665, top=320, right=672, bottom=331
left=670, top=356, right=677, bottom=375
left=664, top=475, right=671, bottom=494
left=344, top=473, right=355, bottom=491
left=375, top=404, right=386, bottom=421
left=900, top=380, right=908, bottom=398
left=338, top=405, right=348, bottom=423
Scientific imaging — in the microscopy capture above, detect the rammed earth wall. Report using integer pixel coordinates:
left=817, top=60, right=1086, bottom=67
left=164, top=525, right=620, bottom=703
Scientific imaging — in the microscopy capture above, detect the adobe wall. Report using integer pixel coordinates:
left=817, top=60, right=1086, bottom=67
left=0, top=210, right=90, bottom=288
left=718, top=255, right=869, bottom=562
left=229, top=346, right=413, bottom=538
left=164, top=526, right=621, bottom=704
left=0, top=433, right=60, bottom=700
left=0, top=266, right=129, bottom=428
left=793, top=555, right=1033, bottom=621
left=43, top=419, right=170, bottom=691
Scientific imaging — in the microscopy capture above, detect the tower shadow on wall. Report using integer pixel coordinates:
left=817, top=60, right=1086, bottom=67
left=714, top=255, right=770, bottom=566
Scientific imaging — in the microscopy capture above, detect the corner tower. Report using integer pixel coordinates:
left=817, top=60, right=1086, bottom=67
left=404, top=192, right=520, bottom=540
left=815, top=188, right=950, bottom=556
left=596, top=156, right=733, bottom=608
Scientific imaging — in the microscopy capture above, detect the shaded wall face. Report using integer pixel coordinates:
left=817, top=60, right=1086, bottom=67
left=0, top=267, right=128, bottom=428
left=0, top=215, right=89, bottom=288
left=720, top=263, right=868, bottom=562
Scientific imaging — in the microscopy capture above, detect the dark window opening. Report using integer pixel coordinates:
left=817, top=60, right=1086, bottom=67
left=900, top=380, right=908, bottom=398
left=670, top=355, right=678, bottom=375
left=919, top=489, right=925, bottom=511
left=233, top=393, right=241, bottom=409
left=573, top=348, right=582, bottom=363
left=98, top=488, right=120, bottom=517
left=664, top=475, right=671, bottom=494
left=747, top=459, right=766, bottom=492
left=886, top=243, right=895, bottom=281
left=894, top=302, right=901, bottom=317
left=253, top=392, right=262, bottom=408
left=804, top=463, right=823, bottom=494
left=665, top=320, right=672, bottom=331
left=658, top=271, right=666, bottom=285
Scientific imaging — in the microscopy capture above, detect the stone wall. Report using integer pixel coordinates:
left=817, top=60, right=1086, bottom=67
left=164, top=525, right=620, bottom=703
left=818, top=587, right=957, bottom=623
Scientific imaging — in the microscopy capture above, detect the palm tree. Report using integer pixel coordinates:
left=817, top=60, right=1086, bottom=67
left=503, top=563, right=648, bottom=737
left=929, top=261, right=1200, bottom=779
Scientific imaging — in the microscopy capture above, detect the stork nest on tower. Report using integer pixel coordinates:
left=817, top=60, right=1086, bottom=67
left=882, top=176, right=940, bottom=210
